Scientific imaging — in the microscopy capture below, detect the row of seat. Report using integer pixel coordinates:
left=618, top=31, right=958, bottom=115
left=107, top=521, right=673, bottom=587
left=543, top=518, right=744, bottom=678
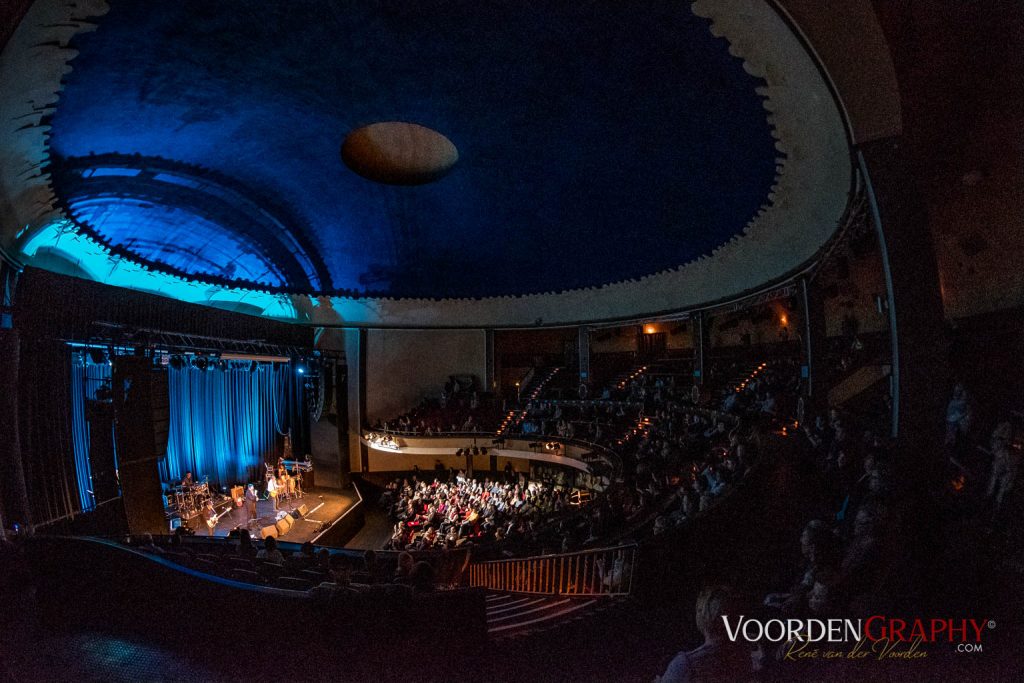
left=156, top=549, right=330, bottom=591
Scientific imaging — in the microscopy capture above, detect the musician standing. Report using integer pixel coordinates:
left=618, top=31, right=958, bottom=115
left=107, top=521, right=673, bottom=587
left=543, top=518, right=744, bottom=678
left=267, top=475, right=280, bottom=510
left=202, top=499, right=217, bottom=537
left=292, top=463, right=304, bottom=499
left=245, top=483, right=259, bottom=521
left=282, top=470, right=293, bottom=502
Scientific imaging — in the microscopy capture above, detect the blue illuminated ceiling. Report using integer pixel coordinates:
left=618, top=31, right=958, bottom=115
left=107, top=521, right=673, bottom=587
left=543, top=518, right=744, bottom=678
left=49, top=0, right=779, bottom=299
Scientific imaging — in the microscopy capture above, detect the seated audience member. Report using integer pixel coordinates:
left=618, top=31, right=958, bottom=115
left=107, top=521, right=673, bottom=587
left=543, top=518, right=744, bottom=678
left=409, top=561, right=436, bottom=593
left=169, top=527, right=187, bottom=550
left=360, top=549, right=385, bottom=584
left=658, top=585, right=752, bottom=683
left=139, top=533, right=164, bottom=555
left=394, top=551, right=415, bottom=583
left=316, top=548, right=332, bottom=573
left=256, top=536, right=285, bottom=564
left=236, top=529, right=257, bottom=559
left=288, top=541, right=316, bottom=570
left=837, top=501, right=889, bottom=605
left=764, top=520, right=839, bottom=616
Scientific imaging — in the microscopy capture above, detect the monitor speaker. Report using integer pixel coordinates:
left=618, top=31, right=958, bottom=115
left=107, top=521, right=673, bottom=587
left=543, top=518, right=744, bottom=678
left=275, top=518, right=291, bottom=536
left=261, top=525, right=278, bottom=540
left=292, top=504, right=309, bottom=519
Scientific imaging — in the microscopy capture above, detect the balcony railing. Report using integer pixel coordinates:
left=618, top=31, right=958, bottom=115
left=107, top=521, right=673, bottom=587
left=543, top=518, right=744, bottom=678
left=468, top=543, right=637, bottom=597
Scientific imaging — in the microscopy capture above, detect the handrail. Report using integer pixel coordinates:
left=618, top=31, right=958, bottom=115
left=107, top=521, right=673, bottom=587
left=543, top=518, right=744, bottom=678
left=468, top=543, right=637, bottom=597
left=363, top=431, right=622, bottom=477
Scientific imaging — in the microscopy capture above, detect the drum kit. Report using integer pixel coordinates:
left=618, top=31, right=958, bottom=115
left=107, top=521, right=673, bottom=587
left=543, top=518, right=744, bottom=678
left=173, top=479, right=211, bottom=518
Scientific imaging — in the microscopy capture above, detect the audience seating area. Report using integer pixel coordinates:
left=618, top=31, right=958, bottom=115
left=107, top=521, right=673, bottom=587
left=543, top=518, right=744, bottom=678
left=368, top=356, right=801, bottom=562
left=374, top=375, right=505, bottom=435
left=127, top=531, right=470, bottom=594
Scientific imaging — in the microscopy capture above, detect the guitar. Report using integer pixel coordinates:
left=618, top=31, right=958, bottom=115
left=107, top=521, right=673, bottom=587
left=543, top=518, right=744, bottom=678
left=206, top=506, right=231, bottom=529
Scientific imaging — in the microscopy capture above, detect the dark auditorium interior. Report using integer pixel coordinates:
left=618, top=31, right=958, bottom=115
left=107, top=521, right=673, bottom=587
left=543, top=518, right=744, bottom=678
left=0, top=1, right=1022, bottom=681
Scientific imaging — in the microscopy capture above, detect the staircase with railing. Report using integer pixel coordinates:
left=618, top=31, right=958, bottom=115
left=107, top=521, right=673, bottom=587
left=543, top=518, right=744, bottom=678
left=468, top=543, right=637, bottom=638
left=496, top=366, right=562, bottom=436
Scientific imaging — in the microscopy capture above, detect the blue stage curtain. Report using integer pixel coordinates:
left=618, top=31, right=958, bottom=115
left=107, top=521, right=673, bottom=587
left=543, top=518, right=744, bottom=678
left=69, top=352, right=113, bottom=512
left=160, top=363, right=283, bottom=489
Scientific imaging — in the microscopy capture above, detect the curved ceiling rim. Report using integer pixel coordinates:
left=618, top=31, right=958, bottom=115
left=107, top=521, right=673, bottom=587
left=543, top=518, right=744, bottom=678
left=48, top=152, right=335, bottom=293
left=301, top=183, right=869, bottom=332
left=1, top=0, right=855, bottom=328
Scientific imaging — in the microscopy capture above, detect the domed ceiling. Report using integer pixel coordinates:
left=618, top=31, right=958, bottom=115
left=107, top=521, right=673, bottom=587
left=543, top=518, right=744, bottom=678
left=44, top=0, right=779, bottom=299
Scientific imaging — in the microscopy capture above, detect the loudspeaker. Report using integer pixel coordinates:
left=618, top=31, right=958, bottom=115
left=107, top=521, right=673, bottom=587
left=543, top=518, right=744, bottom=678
left=112, top=357, right=169, bottom=462
left=85, top=400, right=119, bottom=502
left=275, top=518, right=291, bottom=536
left=291, top=504, right=308, bottom=519
left=261, top=525, right=278, bottom=540
left=120, top=458, right=167, bottom=536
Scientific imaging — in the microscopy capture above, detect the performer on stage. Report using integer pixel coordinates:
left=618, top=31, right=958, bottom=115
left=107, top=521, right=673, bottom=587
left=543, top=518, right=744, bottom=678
left=282, top=470, right=293, bottom=502
left=292, top=463, right=304, bottom=499
left=181, top=471, right=194, bottom=488
left=267, top=475, right=279, bottom=510
left=202, top=499, right=217, bottom=537
left=245, top=483, right=259, bottom=521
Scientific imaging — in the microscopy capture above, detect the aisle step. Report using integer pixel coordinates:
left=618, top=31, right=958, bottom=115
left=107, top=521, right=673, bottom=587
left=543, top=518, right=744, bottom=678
left=483, top=592, right=620, bottom=640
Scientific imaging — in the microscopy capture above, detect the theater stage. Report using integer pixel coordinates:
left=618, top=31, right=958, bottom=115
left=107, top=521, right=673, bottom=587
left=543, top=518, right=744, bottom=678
left=183, top=487, right=357, bottom=545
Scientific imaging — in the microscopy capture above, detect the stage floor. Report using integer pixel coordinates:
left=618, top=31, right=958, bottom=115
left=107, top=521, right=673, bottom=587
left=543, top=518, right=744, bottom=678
left=184, top=487, right=357, bottom=545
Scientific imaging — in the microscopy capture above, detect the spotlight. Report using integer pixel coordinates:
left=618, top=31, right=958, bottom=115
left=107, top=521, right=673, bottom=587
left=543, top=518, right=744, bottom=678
left=169, top=355, right=184, bottom=371
left=480, top=447, right=488, bottom=456
left=193, top=356, right=208, bottom=372
left=249, top=360, right=259, bottom=372
left=88, top=348, right=105, bottom=365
